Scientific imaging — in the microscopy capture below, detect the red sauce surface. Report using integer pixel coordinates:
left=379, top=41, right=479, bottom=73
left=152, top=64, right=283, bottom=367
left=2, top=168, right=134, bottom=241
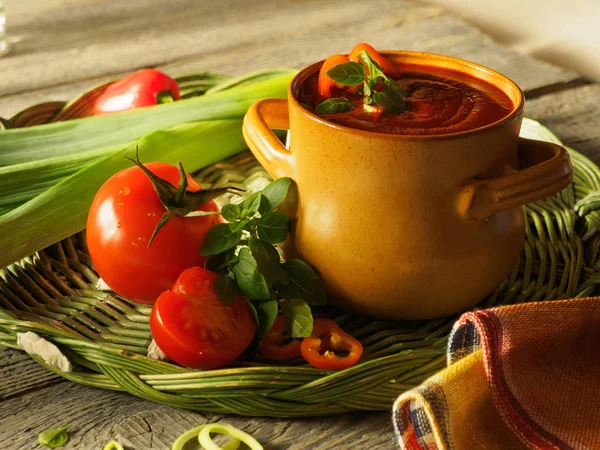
left=298, top=63, right=514, bottom=135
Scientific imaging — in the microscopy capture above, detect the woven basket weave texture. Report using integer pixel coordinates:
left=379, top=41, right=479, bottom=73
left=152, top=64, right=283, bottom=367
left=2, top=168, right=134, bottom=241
left=1, top=75, right=600, bottom=417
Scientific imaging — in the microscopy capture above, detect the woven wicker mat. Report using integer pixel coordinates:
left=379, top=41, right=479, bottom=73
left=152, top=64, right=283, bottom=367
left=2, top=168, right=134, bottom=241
left=1, top=77, right=600, bottom=417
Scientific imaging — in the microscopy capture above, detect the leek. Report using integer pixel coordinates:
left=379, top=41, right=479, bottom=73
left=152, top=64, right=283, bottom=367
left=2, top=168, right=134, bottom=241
left=0, top=120, right=246, bottom=269
left=0, top=68, right=295, bottom=269
left=0, top=71, right=295, bottom=166
left=0, top=146, right=121, bottom=207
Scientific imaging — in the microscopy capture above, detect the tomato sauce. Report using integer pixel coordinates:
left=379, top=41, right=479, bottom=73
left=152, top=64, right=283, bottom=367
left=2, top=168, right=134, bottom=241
left=298, top=63, right=514, bottom=135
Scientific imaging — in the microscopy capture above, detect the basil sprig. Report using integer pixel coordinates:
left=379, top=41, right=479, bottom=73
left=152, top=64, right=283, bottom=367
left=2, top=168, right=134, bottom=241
left=316, top=49, right=408, bottom=115
left=200, top=177, right=326, bottom=339
left=315, top=98, right=355, bottom=115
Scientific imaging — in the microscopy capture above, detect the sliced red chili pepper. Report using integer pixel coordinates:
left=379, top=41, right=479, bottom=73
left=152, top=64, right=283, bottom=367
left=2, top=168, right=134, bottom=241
left=260, top=316, right=302, bottom=361
left=300, top=318, right=363, bottom=370
left=94, top=68, right=181, bottom=115
left=349, top=43, right=400, bottom=77
left=318, top=54, right=353, bottom=101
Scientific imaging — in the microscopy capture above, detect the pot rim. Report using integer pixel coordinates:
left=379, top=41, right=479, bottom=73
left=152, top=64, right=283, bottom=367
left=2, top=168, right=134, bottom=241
left=289, top=50, right=525, bottom=141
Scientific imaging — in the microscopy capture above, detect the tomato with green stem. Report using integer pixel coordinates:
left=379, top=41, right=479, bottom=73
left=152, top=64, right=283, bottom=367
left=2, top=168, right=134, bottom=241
left=150, top=267, right=256, bottom=369
left=86, top=153, right=234, bottom=304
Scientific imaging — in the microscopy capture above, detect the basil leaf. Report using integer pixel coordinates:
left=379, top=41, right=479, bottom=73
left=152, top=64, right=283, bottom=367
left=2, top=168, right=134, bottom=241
left=373, top=87, right=407, bottom=114
left=357, top=50, right=386, bottom=80
left=247, top=300, right=259, bottom=326
left=283, top=299, right=314, bottom=338
left=255, top=298, right=279, bottom=338
left=259, top=177, right=291, bottom=214
left=221, top=192, right=262, bottom=221
left=249, top=239, right=288, bottom=285
left=229, top=218, right=250, bottom=233
left=233, top=248, right=271, bottom=299
left=315, top=98, right=355, bottom=115
left=280, top=259, right=327, bottom=306
left=240, top=192, right=262, bottom=218
left=388, top=79, right=409, bottom=97
left=325, top=61, right=366, bottom=86
left=200, top=223, right=242, bottom=256
left=220, top=203, right=241, bottom=222
left=214, top=273, right=240, bottom=305
left=38, top=425, right=70, bottom=449
left=256, top=212, right=290, bottom=244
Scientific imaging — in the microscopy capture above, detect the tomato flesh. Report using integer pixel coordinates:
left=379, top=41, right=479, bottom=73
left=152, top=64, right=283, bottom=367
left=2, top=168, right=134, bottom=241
left=86, top=162, right=222, bottom=304
left=150, top=267, right=256, bottom=369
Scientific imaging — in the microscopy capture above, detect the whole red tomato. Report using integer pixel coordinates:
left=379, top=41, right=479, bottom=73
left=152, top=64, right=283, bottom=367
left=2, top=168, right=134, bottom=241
left=86, top=162, right=222, bottom=304
left=150, top=267, right=257, bottom=369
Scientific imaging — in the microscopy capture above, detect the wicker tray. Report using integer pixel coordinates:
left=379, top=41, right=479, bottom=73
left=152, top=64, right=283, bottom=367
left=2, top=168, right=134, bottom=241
left=1, top=76, right=600, bottom=417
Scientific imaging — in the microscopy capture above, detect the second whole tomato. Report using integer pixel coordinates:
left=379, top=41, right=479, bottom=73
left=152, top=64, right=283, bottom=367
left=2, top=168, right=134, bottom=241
left=86, top=162, right=222, bottom=304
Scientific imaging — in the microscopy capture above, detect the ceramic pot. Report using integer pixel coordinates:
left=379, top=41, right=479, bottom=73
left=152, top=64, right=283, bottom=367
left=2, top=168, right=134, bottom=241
left=242, top=51, right=573, bottom=320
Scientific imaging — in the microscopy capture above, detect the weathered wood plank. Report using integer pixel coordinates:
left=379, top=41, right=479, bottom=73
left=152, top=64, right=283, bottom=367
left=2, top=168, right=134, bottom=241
left=0, top=378, right=396, bottom=450
left=0, top=346, right=63, bottom=400
left=0, top=1, right=598, bottom=449
left=0, top=0, right=437, bottom=96
left=0, top=0, right=580, bottom=117
left=525, top=83, right=600, bottom=163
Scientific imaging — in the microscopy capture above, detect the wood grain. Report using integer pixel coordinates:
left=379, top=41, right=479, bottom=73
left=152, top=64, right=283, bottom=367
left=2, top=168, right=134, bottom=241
left=0, top=0, right=579, bottom=117
left=0, top=377, right=396, bottom=449
left=0, top=347, right=63, bottom=400
left=525, top=83, right=600, bottom=162
left=0, top=0, right=598, bottom=448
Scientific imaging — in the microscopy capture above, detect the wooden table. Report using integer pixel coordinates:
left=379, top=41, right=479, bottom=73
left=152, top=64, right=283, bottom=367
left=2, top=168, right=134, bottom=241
left=1, top=1, right=599, bottom=448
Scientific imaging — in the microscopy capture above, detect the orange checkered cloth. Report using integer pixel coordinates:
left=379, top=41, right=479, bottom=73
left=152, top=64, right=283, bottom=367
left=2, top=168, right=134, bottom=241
left=393, top=298, right=600, bottom=449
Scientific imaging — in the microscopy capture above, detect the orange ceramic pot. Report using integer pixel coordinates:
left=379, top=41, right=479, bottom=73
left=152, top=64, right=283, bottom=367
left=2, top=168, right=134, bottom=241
left=243, top=51, right=573, bottom=320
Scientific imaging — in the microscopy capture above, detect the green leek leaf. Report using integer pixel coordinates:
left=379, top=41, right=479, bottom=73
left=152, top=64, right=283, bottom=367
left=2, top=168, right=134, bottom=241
left=0, top=120, right=246, bottom=269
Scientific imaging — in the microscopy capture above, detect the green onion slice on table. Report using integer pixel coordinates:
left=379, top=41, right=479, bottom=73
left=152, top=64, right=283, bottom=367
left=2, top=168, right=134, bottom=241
left=171, top=423, right=263, bottom=450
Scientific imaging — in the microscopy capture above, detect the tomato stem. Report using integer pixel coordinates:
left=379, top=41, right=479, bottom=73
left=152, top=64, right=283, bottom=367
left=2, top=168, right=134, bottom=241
left=156, top=89, right=175, bottom=104
left=125, top=146, right=244, bottom=248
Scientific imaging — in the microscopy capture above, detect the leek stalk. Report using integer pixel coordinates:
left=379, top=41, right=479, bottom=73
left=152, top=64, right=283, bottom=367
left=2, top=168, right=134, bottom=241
left=0, top=69, right=295, bottom=268
left=0, top=71, right=294, bottom=166
left=0, top=120, right=246, bottom=269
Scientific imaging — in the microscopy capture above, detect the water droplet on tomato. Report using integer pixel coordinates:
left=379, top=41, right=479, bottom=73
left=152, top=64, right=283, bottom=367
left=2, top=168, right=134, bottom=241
left=116, top=202, right=124, bottom=207
left=148, top=212, right=156, bottom=217
left=138, top=236, right=147, bottom=243
left=117, top=221, right=122, bottom=228
left=119, top=186, right=131, bottom=196
left=131, top=241, right=138, bottom=247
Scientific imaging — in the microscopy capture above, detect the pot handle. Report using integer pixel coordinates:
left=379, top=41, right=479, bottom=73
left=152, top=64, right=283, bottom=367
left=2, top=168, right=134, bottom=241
left=459, top=138, right=573, bottom=220
left=243, top=98, right=296, bottom=180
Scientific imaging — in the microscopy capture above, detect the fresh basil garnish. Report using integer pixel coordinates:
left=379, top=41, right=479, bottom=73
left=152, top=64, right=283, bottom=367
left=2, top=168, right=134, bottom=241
left=201, top=177, right=326, bottom=338
left=233, top=248, right=271, bottom=300
left=315, top=98, right=355, bottom=115
left=283, top=299, right=314, bottom=338
left=326, top=61, right=367, bottom=86
left=373, top=87, right=407, bottom=113
left=200, top=223, right=242, bottom=256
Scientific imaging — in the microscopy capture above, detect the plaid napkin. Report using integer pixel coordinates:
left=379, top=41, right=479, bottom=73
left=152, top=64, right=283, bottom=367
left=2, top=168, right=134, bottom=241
left=392, top=297, right=600, bottom=449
